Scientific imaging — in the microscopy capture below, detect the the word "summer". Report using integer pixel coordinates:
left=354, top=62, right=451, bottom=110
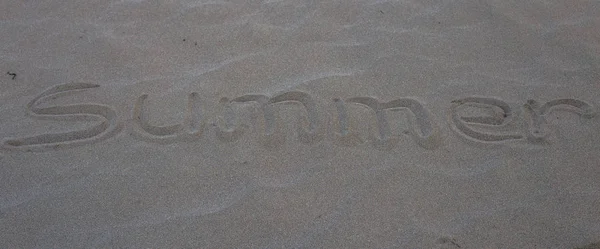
left=1, top=83, right=596, bottom=152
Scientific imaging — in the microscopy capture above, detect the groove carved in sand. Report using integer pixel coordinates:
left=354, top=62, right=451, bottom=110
left=333, top=97, right=442, bottom=150
left=450, top=97, right=524, bottom=143
left=450, top=97, right=596, bottom=144
left=1, top=83, right=121, bottom=151
left=131, top=92, right=205, bottom=143
left=524, top=98, right=595, bottom=143
left=215, top=91, right=324, bottom=148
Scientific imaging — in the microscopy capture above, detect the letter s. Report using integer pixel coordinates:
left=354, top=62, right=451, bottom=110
left=2, top=83, right=121, bottom=151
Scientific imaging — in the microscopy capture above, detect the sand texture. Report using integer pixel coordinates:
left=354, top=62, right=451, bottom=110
left=1, top=0, right=600, bottom=248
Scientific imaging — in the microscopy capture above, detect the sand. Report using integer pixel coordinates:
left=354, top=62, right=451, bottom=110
left=1, top=0, right=599, bottom=248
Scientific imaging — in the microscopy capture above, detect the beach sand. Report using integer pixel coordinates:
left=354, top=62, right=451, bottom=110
left=1, top=0, right=599, bottom=248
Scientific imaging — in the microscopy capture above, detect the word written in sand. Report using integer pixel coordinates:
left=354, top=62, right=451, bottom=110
left=1, top=83, right=596, bottom=152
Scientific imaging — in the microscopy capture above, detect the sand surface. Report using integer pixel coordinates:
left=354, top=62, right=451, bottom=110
left=1, top=0, right=600, bottom=248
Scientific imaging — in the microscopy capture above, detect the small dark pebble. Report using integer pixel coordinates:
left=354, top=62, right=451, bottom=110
left=6, top=72, right=16, bottom=80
